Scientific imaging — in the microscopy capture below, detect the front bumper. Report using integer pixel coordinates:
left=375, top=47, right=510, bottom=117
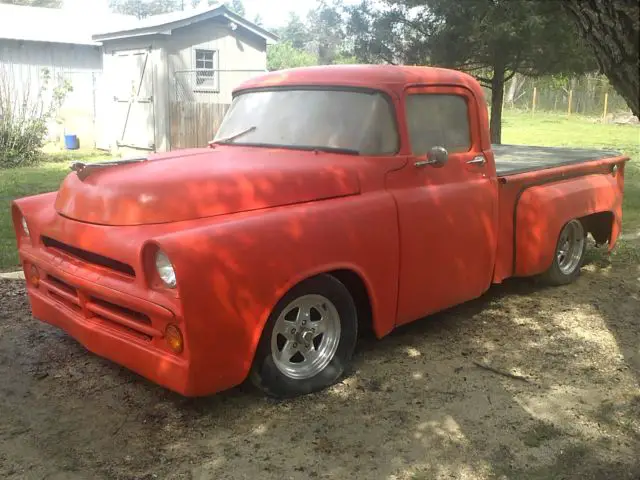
left=20, top=249, right=195, bottom=396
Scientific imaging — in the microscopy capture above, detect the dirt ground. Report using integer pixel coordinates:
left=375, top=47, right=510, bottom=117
left=0, top=247, right=638, bottom=480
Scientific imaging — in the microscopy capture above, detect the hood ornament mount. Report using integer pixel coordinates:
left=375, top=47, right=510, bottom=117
left=70, top=156, right=149, bottom=181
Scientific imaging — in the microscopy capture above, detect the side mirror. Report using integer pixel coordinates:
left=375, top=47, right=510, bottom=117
left=427, top=146, right=449, bottom=167
left=414, top=146, right=449, bottom=168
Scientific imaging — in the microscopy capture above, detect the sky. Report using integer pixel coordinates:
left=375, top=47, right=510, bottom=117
left=62, top=0, right=344, bottom=29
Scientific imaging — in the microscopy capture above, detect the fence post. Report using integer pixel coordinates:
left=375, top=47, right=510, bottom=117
left=602, top=92, right=609, bottom=122
left=532, top=87, right=537, bottom=115
left=567, top=89, right=573, bottom=116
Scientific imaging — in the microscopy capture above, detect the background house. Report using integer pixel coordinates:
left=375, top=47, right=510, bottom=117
left=92, top=5, right=278, bottom=153
left=0, top=3, right=277, bottom=153
left=0, top=4, right=133, bottom=148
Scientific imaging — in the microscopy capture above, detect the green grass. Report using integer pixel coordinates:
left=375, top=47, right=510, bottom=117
left=0, top=114, right=638, bottom=270
left=0, top=149, right=113, bottom=270
left=502, top=110, right=640, bottom=234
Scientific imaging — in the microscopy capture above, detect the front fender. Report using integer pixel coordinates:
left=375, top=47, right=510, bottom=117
left=151, top=192, right=400, bottom=395
left=514, top=172, right=623, bottom=277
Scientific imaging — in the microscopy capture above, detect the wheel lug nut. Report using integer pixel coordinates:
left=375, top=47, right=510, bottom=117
left=293, top=343, right=298, bottom=348
left=302, top=320, right=307, bottom=325
left=291, top=328, right=296, bottom=334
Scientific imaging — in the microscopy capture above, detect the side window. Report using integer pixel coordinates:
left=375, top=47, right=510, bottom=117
left=194, top=48, right=217, bottom=89
left=406, top=94, right=472, bottom=155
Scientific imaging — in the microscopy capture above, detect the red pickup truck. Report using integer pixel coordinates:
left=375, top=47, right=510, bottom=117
left=12, top=65, right=628, bottom=398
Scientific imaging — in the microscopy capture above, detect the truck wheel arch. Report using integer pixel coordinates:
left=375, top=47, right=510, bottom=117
left=580, top=211, right=615, bottom=245
left=513, top=174, right=622, bottom=277
left=272, top=265, right=376, bottom=334
left=245, top=265, right=377, bottom=381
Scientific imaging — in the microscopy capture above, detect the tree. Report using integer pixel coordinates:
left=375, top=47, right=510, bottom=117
left=267, top=42, right=318, bottom=71
left=345, top=0, right=595, bottom=143
left=223, top=0, right=244, bottom=16
left=0, top=0, right=62, bottom=7
left=307, top=1, right=348, bottom=64
left=277, top=13, right=312, bottom=50
left=109, top=0, right=180, bottom=19
left=562, top=0, right=639, bottom=119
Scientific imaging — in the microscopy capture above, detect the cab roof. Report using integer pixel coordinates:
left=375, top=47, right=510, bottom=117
left=235, top=64, right=482, bottom=97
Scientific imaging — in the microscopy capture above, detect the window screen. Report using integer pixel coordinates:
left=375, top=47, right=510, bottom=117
left=195, top=49, right=216, bottom=87
left=406, top=94, right=472, bottom=155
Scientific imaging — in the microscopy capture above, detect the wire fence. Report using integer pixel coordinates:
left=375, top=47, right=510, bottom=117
left=484, top=74, right=636, bottom=123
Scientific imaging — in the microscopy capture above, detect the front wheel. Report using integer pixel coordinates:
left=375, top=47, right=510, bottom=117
left=250, top=275, right=358, bottom=398
left=539, top=219, right=587, bottom=286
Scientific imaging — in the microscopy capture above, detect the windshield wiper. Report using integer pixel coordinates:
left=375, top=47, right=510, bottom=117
left=305, top=146, right=360, bottom=155
left=213, top=126, right=257, bottom=144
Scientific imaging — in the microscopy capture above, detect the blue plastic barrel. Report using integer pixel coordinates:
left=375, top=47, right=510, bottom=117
left=64, top=134, right=79, bottom=150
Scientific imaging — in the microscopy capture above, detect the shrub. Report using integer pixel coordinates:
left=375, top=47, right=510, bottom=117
left=0, top=66, right=72, bottom=169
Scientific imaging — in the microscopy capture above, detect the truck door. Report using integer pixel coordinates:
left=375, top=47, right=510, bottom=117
left=387, top=85, right=499, bottom=325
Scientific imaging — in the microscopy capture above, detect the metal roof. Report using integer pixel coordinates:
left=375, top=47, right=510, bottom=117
left=0, top=4, right=277, bottom=47
left=0, top=4, right=135, bottom=46
left=92, top=5, right=279, bottom=44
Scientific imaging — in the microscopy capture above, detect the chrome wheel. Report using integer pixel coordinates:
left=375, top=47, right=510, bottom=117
left=270, top=294, right=341, bottom=380
left=556, top=220, right=585, bottom=275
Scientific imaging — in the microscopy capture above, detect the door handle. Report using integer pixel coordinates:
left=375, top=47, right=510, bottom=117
left=467, top=156, right=486, bottom=166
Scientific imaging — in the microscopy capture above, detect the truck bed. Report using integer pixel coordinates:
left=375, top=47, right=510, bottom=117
left=493, top=144, right=622, bottom=177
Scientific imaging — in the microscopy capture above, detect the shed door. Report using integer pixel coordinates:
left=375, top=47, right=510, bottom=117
left=111, top=48, right=155, bottom=151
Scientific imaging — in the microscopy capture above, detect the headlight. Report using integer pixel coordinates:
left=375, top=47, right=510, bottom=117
left=155, top=250, right=176, bottom=288
left=21, top=217, right=30, bottom=237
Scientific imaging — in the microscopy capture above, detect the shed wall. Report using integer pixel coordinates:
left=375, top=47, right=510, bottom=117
left=0, top=39, right=102, bottom=147
left=97, top=20, right=268, bottom=152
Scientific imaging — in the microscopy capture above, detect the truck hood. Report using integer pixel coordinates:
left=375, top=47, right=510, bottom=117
left=54, top=147, right=360, bottom=226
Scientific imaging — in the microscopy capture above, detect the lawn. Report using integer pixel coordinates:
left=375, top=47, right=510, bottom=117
left=0, top=113, right=639, bottom=270
left=0, top=149, right=113, bottom=270
left=502, top=110, right=640, bottom=233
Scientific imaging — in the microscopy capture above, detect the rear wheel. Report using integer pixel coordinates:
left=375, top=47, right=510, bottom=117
left=540, top=219, right=587, bottom=286
left=250, top=275, right=358, bottom=398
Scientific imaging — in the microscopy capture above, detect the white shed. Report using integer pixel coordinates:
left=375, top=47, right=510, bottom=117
left=92, top=5, right=278, bottom=153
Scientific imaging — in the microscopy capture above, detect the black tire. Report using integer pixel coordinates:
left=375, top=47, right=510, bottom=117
left=249, top=274, right=358, bottom=398
left=539, top=219, right=587, bottom=286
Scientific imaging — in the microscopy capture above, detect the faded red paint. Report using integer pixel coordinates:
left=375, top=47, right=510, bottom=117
left=12, top=65, right=629, bottom=397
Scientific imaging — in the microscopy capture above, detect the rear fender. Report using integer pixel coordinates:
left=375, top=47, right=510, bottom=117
left=514, top=172, right=623, bottom=277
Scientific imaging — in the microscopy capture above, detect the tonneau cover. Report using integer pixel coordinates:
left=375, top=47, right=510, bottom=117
left=493, top=144, right=623, bottom=176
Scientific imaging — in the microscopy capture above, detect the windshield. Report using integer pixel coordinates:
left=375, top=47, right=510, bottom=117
left=213, top=89, right=399, bottom=155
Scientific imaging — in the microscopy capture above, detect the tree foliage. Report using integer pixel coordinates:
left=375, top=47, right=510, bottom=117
left=344, top=0, right=595, bottom=144
left=277, top=13, right=312, bottom=50
left=306, top=1, right=348, bottom=65
left=0, top=67, right=73, bottom=168
left=267, top=41, right=318, bottom=71
left=0, top=0, right=62, bottom=7
left=223, top=0, right=244, bottom=16
left=562, top=0, right=639, bottom=119
left=109, top=0, right=180, bottom=18
left=109, top=0, right=248, bottom=19
left=271, top=2, right=354, bottom=69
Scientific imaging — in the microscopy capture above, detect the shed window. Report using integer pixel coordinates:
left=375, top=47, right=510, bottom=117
left=406, top=94, right=472, bottom=155
left=194, top=49, right=216, bottom=88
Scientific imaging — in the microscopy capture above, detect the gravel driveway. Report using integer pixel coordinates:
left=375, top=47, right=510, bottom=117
left=1, top=248, right=638, bottom=480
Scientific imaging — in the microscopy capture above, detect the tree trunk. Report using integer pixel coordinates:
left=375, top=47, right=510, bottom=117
left=563, top=0, right=639, bottom=119
left=504, top=73, right=522, bottom=106
left=490, top=64, right=505, bottom=144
